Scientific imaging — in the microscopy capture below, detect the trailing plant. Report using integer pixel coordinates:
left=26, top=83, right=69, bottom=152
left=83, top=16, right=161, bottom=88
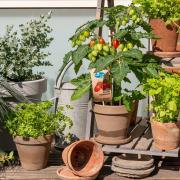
left=0, top=151, right=14, bottom=165
left=0, top=11, right=53, bottom=82
left=132, top=0, right=180, bottom=31
left=143, top=72, right=180, bottom=123
left=5, top=101, right=72, bottom=138
left=60, top=4, right=161, bottom=111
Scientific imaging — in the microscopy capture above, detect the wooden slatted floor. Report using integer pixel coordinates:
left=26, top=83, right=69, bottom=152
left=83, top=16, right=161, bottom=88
left=98, top=118, right=180, bottom=157
left=1, top=150, right=180, bottom=180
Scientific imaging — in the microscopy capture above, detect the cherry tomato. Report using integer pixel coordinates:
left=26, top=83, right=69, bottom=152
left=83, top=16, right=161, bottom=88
left=96, top=44, right=103, bottom=51
left=123, top=47, right=128, bottom=52
left=94, top=83, right=103, bottom=92
left=132, top=15, right=138, bottom=21
left=99, top=37, right=105, bottom=45
left=129, top=9, right=135, bottom=16
left=118, top=43, right=124, bottom=51
left=89, top=39, right=96, bottom=48
left=79, top=35, right=86, bottom=41
left=127, top=42, right=133, bottom=49
left=103, top=45, right=110, bottom=52
left=113, top=39, right=120, bottom=49
left=122, top=20, right=127, bottom=26
left=102, top=83, right=110, bottom=90
left=92, top=50, right=98, bottom=57
left=83, top=31, right=90, bottom=38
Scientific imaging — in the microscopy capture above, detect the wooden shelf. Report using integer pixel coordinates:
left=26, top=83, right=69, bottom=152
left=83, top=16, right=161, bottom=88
left=93, top=118, right=180, bottom=158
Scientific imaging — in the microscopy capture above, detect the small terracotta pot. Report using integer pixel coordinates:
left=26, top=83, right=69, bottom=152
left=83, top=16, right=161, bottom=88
left=150, top=19, right=179, bottom=52
left=164, top=67, right=180, bottom=74
left=93, top=104, right=131, bottom=145
left=151, top=120, right=180, bottom=150
left=62, top=140, right=104, bottom=177
left=14, top=135, right=53, bottom=170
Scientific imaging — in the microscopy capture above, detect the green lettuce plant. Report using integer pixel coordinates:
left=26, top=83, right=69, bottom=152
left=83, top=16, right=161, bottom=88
left=5, top=101, right=72, bottom=138
left=143, top=72, right=180, bottom=122
left=0, top=12, right=53, bottom=82
left=60, top=4, right=161, bottom=111
left=133, top=0, right=180, bottom=30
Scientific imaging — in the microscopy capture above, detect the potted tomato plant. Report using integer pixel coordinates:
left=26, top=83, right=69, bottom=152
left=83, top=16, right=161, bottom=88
left=133, top=0, right=180, bottom=52
left=60, top=4, right=160, bottom=145
left=143, top=72, right=180, bottom=150
left=5, top=101, right=72, bottom=170
left=0, top=12, right=53, bottom=102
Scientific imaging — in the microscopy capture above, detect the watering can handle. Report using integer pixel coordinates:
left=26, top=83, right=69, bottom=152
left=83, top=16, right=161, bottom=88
left=55, top=60, right=74, bottom=90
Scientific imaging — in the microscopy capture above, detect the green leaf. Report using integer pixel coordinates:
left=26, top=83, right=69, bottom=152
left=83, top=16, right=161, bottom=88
left=168, top=101, right=177, bottom=111
left=111, top=61, right=130, bottom=86
left=74, top=61, right=82, bottom=74
left=114, top=29, right=128, bottom=40
left=122, top=49, right=143, bottom=60
left=72, top=45, right=90, bottom=66
left=123, top=95, right=133, bottom=111
left=71, top=73, right=91, bottom=100
left=59, top=51, right=72, bottom=74
left=89, top=55, right=114, bottom=72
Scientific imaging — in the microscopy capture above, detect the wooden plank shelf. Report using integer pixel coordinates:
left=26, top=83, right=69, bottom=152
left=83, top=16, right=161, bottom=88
left=93, top=118, right=180, bottom=157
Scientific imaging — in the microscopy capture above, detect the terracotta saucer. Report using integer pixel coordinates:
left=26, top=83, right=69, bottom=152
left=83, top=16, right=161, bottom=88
left=94, top=134, right=131, bottom=145
left=56, top=166, right=98, bottom=180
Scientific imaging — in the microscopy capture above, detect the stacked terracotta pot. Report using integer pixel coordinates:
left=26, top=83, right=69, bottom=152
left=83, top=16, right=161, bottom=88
left=111, top=154, right=155, bottom=178
left=57, top=140, right=104, bottom=180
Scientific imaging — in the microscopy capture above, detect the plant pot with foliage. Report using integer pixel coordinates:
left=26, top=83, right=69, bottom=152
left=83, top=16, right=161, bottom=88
left=0, top=12, right=53, bottom=102
left=143, top=72, right=180, bottom=150
left=133, top=0, right=180, bottom=52
left=60, top=4, right=161, bottom=145
left=5, top=101, right=72, bottom=170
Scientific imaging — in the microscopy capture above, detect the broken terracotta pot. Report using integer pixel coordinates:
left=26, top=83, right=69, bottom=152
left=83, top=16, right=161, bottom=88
left=62, top=140, right=104, bottom=177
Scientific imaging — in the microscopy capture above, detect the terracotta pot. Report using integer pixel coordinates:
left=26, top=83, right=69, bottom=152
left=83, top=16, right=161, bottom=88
left=14, top=135, right=53, bottom=170
left=93, top=104, right=131, bottom=145
left=130, top=101, right=139, bottom=126
left=150, top=19, right=179, bottom=52
left=151, top=121, right=180, bottom=150
left=62, top=140, right=104, bottom=177
left=164, top=67, right=180, bottom=74
left=176, top=33, right=180, bottom=51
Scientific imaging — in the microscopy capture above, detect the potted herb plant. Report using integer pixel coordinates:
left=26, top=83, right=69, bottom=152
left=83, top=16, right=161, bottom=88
left=60, top=4, right=160, bottom=145
left=143, top=72, right=180, bottom=150
left=5, top=101, right=72, bottom=170
left=0, top=12, right=53, bottom=102
left=133, top=0, right=180, bottom=52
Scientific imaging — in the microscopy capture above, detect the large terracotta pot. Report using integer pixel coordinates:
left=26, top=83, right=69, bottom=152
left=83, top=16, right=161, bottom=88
left=93, top=104, right=131, bottom=145
left=62, top=140, right=104, bottom=177
left=151, top=120, right=180, bottom=150
left=150, top=19, right=179, bottom=52
left=14, top=135, right=53, bottom=170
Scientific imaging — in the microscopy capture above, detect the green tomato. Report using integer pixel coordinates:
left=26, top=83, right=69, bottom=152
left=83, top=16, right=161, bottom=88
left=127, top=42, right=133, bottom=49
left=96, top=44, right=103, bottom=51
left=79, top=35, right=86, bottom=41
left=87, top=53, right=93, bottom=60
left=91, top=56, right=96, bottom=62
left=135, top=18, right=141, bottom=24
left=92, top=50, right=98, bottom=57
left=118, top=43, right=124, bottom=51
left=93, top=44, right=98, bottom=50
left=103, top=45, right=110, bottom=52
left=129, top=9, right=135, bottom=16
left=110, top=47, right=116, bottom=56
left=131, top=15, right=138, bottom=21
left=103, top=51, right=108, bottom=56
left=83, top=31, right=90, bottom=38
left=76, top=40, right=82, bottom=46
left=123, top=47, right=128, bottom=52
left=122, top=20, right=127, bottom=26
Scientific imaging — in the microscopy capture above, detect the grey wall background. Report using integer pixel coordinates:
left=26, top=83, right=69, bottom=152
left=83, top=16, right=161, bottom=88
left=0, top=9, right=148, bottom=116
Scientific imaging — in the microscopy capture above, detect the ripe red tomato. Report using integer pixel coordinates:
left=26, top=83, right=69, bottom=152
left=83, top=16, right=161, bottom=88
left=89, top=39, right=96, bottom=48
left=99, top=37, right=105, bottom=45
left=94, top=82, right=103, bottom=92
left=113, top=39, right=119, bottom=49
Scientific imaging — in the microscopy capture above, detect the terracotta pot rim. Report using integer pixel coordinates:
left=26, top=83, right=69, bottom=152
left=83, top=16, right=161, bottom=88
left=14, top=134, right=53, bottom=145
left=67, top=140, right=104, bottom=177
left=150, top=119, right=180, bottom=125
